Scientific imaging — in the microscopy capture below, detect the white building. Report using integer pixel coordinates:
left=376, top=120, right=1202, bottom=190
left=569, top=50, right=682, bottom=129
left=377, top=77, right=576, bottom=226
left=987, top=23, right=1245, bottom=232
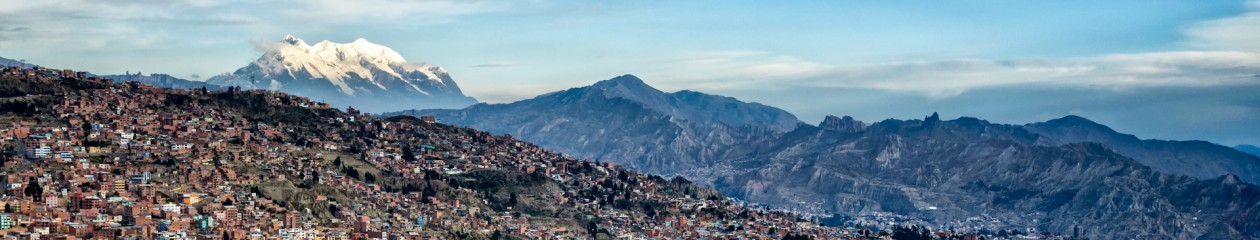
left=28, top=145, right=51, bottom=158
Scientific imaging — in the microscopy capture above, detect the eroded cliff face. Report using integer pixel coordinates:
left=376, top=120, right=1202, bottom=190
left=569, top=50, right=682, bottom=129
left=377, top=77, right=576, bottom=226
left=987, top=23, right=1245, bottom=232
left=697, top=117, right=1260, bottom=239
left=819, top=115, right=868, bottom=133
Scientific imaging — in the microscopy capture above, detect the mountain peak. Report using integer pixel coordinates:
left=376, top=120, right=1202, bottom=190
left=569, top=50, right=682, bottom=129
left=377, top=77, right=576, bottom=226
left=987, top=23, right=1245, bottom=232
left=281, top=34, right=305, bottom=46
left=1220, top=174, right=1242, bottom=185
left=589, top=74, right=664, bottom=99
left=820, top=115, right=866, bottom=132
left=261, top=35, right=415, bottom=84
left=206, top=34, right=477, bottom=112
left=1053, top=115, right=1093, bottom=122
left=923, top=112, right=942, bottom=127
left=593, top=74, right=648, bottom=87
left=571, top=74, right=799, bottom=132
left=1035, top=115, right=1118, bottom=134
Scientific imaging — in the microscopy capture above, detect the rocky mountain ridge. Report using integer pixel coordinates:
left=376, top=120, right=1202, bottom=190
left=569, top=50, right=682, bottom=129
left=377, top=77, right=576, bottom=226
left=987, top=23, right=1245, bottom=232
left=388, top=75, right=796, bottom=174
left=1025, top=115, right=1260, bottom=184
left=700, top=115, right=1260, bottom=239
left=99, top=72, right=221, bottom=90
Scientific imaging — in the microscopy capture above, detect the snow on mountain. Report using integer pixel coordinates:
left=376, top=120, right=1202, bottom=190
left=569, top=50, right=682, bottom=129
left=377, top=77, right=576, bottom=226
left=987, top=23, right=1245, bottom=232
left=208, top=35, right=476, bottom=112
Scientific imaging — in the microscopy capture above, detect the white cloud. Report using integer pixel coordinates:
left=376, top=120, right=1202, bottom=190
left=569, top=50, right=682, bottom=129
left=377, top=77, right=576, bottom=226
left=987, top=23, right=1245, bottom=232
left=841, top=51, right=1260, bottom=97
left=0, top=0, right=524, bottom=48
left=636, top=1, right=1260, bottom=97
left=1186, top=0, right=1260, bottom=51
left=0, top=0, right=252, bottom=49
left=463, top=84, right=561, bottom=104
left=638, top=51, right=831, bottom=91
left=284, top=0, right=524, bottom=25
left=644, top=50, right=1260, bottom=98
left=0, top=0, right=233, bottom=20
left=644, top=1, right=1260, bottom=98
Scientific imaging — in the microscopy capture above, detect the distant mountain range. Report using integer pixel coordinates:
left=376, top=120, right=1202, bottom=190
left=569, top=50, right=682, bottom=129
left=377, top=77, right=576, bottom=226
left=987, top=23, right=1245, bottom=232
left=709, top=114, right=1260, bottom=239
left=10, top=51, right=1260, bottom=238
left=0, top=56, right=36, bottom=69
left=386, top=74, right=1260, bottom=239
left=207, top=35, right=477, bottom=112
left=2, top=56, right=230, bottom=94
left=1238, top=144, right=1260, bottom=158
left=2, top=56, right=214, bottom=90
left=1024, top=116, right=1260, bottom=184
left=99, top=73, right=223, bottom=90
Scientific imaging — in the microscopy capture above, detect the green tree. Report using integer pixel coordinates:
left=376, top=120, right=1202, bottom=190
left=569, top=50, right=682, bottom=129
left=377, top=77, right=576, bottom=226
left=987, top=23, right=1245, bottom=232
left=342, top=167, right=360, bottom=180
left=781, top=233, right=812, bottom=240
left=402, top=146, right=417, bottom=162
left=893, top=225, right=931, bottom=240
left=422, top=184, right=437, bottom=199
left=490, top=230, right=503, bottom=240
left=25, top=177, right=42, bottom=201
left=587, top=221, right=598, bottom=237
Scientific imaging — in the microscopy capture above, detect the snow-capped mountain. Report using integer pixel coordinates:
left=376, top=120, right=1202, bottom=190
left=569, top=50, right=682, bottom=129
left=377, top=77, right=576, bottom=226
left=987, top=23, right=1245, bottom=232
left=208, top=35, right=477, bottom=112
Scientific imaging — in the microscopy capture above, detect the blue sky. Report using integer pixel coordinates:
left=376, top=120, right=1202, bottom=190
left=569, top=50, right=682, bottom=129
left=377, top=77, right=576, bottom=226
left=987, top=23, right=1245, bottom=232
left=1, top=0, right=1258, bottom=145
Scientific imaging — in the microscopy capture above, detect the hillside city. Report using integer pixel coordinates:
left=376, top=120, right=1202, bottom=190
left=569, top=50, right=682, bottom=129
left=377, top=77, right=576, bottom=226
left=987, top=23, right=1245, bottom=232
left=0, top=65, right=1082, bottom=240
